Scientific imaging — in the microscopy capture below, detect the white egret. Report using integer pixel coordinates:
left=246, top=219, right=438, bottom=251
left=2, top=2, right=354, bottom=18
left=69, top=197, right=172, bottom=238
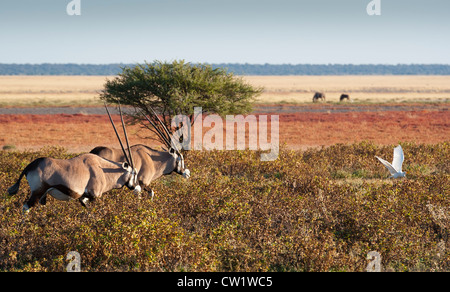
left=375, top=145, right=406, bottom=178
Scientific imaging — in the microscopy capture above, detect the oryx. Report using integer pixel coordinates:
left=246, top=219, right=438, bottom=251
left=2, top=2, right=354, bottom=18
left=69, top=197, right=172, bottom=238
left=7, top=104, right=141, bottom=213
left=90, top=107, right=190, bottom=198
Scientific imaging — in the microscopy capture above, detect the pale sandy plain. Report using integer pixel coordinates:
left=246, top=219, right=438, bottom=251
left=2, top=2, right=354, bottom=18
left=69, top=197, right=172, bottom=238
left=0, top=75, right=449, bottom=106
left=0, top=75, right=448, bottom=152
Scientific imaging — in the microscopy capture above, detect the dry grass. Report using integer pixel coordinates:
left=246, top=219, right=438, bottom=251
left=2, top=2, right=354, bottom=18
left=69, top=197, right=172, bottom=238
left=0, top=76, right=449, bottom=106
left=245, top=75, right=450, bottom=103
left=0, top=142, right=448, bottom=271
left=0, top=76, right=109, bottom=106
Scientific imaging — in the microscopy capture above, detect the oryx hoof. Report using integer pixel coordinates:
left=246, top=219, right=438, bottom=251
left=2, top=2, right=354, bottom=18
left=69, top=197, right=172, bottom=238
left=22, top=204, right=30, bottom=214
left=149, top=189, right=155, bottom=201
left=142, top=187, right=155, bottom=200
left=39, top=194, right=47, bottom=206
left=79, top=197, right=89, bottom=208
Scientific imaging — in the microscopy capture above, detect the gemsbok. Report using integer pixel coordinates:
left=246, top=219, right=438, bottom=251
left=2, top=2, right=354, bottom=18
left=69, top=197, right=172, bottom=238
left=90, top=107, right=190, bottom=198
left=7, top=104, right=141, bottom=213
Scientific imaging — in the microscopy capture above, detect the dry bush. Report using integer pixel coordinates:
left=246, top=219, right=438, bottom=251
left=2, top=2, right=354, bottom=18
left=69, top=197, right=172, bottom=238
left=0, top=142, right=448, bottom=271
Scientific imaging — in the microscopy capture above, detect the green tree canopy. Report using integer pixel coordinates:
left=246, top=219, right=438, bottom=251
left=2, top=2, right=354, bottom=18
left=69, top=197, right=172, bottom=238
left=100, top=60, right=263, bottom=145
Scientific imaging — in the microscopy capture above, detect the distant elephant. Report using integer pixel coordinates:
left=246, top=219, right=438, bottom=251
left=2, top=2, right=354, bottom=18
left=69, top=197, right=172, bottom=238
left=313, top=92, right=326, bottom=102
left=340, top=94, right=350, bottom=101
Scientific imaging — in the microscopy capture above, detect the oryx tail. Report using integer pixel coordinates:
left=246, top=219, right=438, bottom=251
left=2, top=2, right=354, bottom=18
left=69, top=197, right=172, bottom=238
left=8, top=158, right=44, bottom=195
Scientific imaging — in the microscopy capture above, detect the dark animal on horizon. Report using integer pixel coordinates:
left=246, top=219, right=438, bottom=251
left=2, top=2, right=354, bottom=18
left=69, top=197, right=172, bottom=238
left=340, top=94, right=350, bottom=102
left=313, top=92, right=326, bottom=102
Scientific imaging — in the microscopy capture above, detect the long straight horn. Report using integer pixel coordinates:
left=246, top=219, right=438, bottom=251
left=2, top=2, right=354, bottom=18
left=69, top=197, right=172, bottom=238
left=104, top=103, right=131, bottom=166
left=148, top=106, right=181, bottom=152
left=117, top=103, right=135, bottom=170
left=141, top=112, right=172, bottom=148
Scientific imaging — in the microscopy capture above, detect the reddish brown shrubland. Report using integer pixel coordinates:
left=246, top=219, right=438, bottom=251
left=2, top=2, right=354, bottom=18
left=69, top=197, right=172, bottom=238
left=0, top=142, right=448, bottom=271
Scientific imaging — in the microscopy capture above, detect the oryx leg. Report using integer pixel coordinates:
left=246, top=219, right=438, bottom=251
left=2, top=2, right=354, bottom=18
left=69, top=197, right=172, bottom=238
left=79, top=195, right=90, bottom=208
left=81, top=179, right=103, bottom=207
left=137, top=175, right=153, bottom=199
left=46, top=187, right=76, bottom=201
left=24, top=189, right=47, bottom=213
left=143, top=186, right=154, bottom=200
left=30, top=185, right=81, bottom=212
left=79, top=192, right=96, bottom=208
left=23, top=173, right=47, bottom=213
left=39, top=193, right=47, bottom=205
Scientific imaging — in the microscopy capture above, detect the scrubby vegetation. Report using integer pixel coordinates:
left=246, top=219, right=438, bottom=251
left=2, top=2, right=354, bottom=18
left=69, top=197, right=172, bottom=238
left=0, top=142, right=448, bottom=271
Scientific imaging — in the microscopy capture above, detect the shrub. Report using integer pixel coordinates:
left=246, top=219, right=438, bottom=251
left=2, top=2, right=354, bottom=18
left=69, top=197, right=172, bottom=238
left=0, top=142, right=448, bottom=271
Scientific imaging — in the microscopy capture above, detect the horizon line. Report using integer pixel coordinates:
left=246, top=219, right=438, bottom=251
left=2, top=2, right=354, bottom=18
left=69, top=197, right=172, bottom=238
left=1, top=63, right=450, bottom=66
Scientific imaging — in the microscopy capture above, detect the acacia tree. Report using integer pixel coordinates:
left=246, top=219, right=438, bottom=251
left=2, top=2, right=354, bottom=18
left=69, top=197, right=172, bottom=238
left=100, top=60, right=263, bottom=145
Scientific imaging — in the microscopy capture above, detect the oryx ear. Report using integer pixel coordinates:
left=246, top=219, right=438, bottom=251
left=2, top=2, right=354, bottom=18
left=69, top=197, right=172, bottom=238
left=122, top=162, right=130, bottom=170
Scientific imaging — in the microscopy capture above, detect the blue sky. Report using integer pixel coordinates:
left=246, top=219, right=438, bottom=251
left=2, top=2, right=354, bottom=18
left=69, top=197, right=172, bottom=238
left=0, top=0, right=449, bottom=64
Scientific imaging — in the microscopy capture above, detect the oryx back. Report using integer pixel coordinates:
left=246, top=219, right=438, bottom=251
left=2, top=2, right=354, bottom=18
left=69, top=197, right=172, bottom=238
left=28, top=156, right=90, bottom=199
left=133, top=145, right=176, bottom=183
left=91, top=144, right=175, bottom=187
left=8, top=153, right=139, bottom=213
left=90, top=146, right=123, bottom=162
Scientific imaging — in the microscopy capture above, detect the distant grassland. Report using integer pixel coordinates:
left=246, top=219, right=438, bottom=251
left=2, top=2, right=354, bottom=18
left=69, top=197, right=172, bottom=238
left=0, top=75, right=449, bottom=106
left=248, top=75, right=450, bottom=104
left=0, top=76, right=108, bottom=106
